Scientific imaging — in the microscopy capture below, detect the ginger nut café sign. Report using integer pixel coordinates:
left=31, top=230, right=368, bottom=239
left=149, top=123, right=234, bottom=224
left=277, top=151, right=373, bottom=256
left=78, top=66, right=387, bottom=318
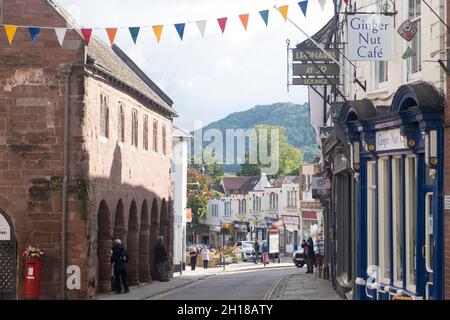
left=347, top=14, right=393, bottom=61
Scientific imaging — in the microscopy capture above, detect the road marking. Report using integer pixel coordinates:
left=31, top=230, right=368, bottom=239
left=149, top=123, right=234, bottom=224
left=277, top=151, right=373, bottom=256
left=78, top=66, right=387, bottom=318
left=145, top=275, right=216, bottom=300
left=263, top=277, right=283, bottom=300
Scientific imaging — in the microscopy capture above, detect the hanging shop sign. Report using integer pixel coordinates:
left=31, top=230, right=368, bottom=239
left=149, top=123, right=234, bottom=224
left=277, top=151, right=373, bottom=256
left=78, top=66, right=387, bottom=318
left=293, top=63, right=340, bottom=76
left=293, top=48, right=340, bottom=62
left=311, top=177, right=331, bottom=198
left=0, top=213, right=11, bottom=241
left=398, top=20, right=418, bottom=41
left=376, top=128, right=408, bottom=151
left=347, top=14, right=393, bottom=61
left=292, top=77, right=340, bottom=86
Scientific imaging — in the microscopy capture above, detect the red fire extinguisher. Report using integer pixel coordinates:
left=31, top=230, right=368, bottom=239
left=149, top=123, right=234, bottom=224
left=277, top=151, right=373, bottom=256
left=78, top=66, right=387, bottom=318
left=23, top=246, right=44, bottom=300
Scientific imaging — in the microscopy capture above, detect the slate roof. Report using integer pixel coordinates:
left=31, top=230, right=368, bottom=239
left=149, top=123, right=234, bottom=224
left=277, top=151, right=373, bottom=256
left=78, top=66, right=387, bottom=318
left=297, top=17, right=336, bottom=49
left=221, top=177, right=261, bottom=194
left=272, top=176, right=299, bottom=188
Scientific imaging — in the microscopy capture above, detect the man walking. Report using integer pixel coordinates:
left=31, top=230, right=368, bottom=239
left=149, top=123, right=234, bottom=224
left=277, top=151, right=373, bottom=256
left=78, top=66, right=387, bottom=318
left=253, top=240, right=260, bottom=264
left=155, top=236, right=169, bottom=282
left=111, top=239, right=129, bottom=294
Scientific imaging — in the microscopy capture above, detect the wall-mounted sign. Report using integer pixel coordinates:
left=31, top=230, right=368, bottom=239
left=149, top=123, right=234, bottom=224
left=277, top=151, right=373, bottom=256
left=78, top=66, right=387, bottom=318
left=293, top=63, right=340, bottom=76
left=376, top=128, right=408, bottom=151
left=293, top=48, right=340, bottom=62
left=186, top=208, right=192, bottom=223
left=283, top=216, right=300, bottom=226
left=445, top=196, right=450, bottom=210
left=293, top=77, right=340, bottom=86
left=311, top=177, right=331, bottom=190
left=398, top=20, right=417, bottom=41
left=347, top=14, right=393, bottom=61
left=0, top=213, right=11, bottom=241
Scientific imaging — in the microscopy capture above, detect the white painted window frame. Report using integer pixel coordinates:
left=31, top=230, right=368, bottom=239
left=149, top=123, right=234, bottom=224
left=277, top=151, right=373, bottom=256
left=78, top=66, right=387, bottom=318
left=405, top=156, right=417, bottom=293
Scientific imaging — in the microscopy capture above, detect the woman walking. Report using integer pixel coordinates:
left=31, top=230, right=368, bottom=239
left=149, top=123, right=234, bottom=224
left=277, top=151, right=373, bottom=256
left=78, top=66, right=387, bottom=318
left=202, top=246, right=211, bottom=269
left=190, top=247, right=198, bottom=271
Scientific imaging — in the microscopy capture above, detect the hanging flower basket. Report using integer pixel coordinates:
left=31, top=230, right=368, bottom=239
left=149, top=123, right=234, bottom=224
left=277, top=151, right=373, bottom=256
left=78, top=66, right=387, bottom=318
left=22, top=246, right=44, bottom=258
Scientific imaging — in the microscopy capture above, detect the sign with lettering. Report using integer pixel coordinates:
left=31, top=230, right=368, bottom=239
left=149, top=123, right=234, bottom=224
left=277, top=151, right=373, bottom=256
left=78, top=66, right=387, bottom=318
left=293, top=48, right=340, bottom=62
left=0, top=213, right=11, bottom=241
left=347, top=14, right=393, bottom=61
left=376, top=128, right=407, bottom=151
left=293, top=63, right=340, bottom=76
left=293, top=77, right=340, bottom=86
left=186, top=208, right=192, bottom=223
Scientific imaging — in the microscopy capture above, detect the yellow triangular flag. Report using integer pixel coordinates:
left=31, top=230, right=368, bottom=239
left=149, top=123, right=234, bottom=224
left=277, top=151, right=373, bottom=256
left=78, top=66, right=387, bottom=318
left=4, top=25, right=18, bottom=45
left=152, top=25, right=164, bottom=43
left=279, top=5, right=289, bottom=21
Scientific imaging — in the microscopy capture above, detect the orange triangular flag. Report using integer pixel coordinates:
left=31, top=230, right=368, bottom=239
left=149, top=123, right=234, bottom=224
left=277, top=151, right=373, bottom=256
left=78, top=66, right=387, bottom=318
left=106, top=28, right=118, bottom=46
left=152, top=25, right=164, bottom=43
left=239, top=14, right=250, bottom=31
left=4, top=25, right=18, bottom=45
left=279, top=5, right=289, bottom=21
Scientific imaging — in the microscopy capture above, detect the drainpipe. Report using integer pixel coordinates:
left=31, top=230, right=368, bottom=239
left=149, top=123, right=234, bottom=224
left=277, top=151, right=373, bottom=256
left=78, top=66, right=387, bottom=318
left=60, top=64, right=72, bottom=300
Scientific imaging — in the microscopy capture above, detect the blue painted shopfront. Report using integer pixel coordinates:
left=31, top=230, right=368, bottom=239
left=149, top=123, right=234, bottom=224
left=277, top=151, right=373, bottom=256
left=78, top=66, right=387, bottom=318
left=339, top=83, right=445, bottom=300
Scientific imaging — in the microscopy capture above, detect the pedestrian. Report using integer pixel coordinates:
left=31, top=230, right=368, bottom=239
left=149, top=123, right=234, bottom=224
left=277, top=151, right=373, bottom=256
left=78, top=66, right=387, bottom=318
left=304, top=237, right=315, bottom=273
left=201, top=246, right=210, bottom=269
left=253, top=240, right=260, bottom=264
left=190, top=247, right=198, bottom=270
left=261, top=241, right=269, bottom=266
left=154, top=236, right=169, bottom=282
left=110, top=239, right=129, bottom=294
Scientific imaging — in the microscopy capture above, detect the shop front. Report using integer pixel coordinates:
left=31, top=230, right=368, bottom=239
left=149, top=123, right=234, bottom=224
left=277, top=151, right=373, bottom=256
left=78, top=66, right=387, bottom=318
left=283, top=216, right=300, bottom=253
left=234, top=222, right=250, bottom=242
left=340, top=83, right=445, bottom=300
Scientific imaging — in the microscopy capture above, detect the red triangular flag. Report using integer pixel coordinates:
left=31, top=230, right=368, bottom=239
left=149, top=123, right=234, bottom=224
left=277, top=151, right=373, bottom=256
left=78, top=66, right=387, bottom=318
left=81, top=28, right=93, bottom=46
left=217, top=17, right=228, bottom=34
left=343, top=0, right=349, bottom=6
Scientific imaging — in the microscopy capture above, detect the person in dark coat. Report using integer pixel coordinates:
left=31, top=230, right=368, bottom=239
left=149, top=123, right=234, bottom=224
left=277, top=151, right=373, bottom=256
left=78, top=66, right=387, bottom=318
left=155, top=236, right=169, bottom=282
left=190, top=247, right=198, bottom=270
left=253, top=241, right=260, bottom=264
left=303, top=237, right=316, bottom=273
left=111, top=239, right=129, bottom=293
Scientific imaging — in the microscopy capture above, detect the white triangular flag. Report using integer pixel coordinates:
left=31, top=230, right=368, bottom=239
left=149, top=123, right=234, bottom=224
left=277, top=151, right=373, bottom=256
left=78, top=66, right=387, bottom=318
left=318, top=0, right=327, bottom=10
left=196, top=20, right=207, bottom=38
left=55, top=28, right=67, bottom=46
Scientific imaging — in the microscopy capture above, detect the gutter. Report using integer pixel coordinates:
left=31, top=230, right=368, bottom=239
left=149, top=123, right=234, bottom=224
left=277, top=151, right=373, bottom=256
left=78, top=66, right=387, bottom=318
left=60, top=64, right=72, bottom=300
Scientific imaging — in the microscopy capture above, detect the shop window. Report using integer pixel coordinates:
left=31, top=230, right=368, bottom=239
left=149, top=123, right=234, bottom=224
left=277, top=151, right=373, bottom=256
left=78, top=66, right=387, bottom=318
left=405, top=156, right=417, bottom=292
left=407, top=0, right=422, bottom=80
left=367, top=161, right=377, bottom=272
left=392, top=157, right=403, bottom=286
left=377, top=158, right=391, bottom=283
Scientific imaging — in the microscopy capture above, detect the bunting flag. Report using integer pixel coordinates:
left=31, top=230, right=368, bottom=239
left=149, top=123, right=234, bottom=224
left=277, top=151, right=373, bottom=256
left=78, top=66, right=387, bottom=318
left=129, top=27, right=140, bottom=44
left=298, top=1, right=309, bottom=17
left=152, top=25, right=164, bottom=42
left=28, top=27, right=41, bottom=44
left=106, top=28, right=118, bottom=45
left=278, top=5, right=289, bottom=21
left=4, top=25, right=17, bottom=45
left=343, top=0, right=349, bottom=6
left=174, top=23, right=185, bottom=41
left=54, top=28, right=67, bottom=47
left=196, top=20, right=207, bottom=37
left=217, top=17, right=228, bottom=34
left=318, top=0, right=327, bottom=11
left=259, top=10, right=269, bottom=26
left=81, top=28, right=93, bottom=45
left=239, top=14, right=249, bottom=31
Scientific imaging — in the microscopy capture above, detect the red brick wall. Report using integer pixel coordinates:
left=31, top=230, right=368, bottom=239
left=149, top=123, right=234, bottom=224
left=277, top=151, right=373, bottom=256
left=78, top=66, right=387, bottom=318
left=445, top=0, right=450, bottom=300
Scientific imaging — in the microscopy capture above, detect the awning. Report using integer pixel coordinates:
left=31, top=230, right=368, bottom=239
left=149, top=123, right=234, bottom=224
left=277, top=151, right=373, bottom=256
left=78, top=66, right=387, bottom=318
left=302, top=210, right=317, bottom=220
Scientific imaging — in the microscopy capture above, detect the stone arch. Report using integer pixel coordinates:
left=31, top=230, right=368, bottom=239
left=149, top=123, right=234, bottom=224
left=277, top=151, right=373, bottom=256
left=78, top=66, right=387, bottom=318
left=139, top=200, right=150, bottom=283
left=113, top=200, right=126, bottom=244
left=0, top=209, right=17, bottom=300
left=149, top=198, right=160, bottom=281
left=127, top=200, right=139, bottom=285
left=96, top=200, right=112, bottom=293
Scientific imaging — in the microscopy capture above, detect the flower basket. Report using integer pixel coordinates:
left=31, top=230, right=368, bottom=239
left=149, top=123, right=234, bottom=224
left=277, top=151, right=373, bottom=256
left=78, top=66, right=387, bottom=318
left=22, top=246, right=44, bottom=259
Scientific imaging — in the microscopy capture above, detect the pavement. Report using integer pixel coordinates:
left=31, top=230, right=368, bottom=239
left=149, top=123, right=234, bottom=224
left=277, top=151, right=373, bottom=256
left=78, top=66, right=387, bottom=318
left=95, top=257, right=294, bottom=300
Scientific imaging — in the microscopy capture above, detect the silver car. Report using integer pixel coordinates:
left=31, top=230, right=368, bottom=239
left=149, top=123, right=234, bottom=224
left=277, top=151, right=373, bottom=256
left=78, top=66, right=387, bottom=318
left=236, top=241, right=255, bottom=261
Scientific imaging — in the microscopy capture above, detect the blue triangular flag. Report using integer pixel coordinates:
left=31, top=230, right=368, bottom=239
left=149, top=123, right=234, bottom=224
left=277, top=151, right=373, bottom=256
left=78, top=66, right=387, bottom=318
left=259, top=10, right=269, bottom=26
left=174, top=23, right=185, bottom=41
left=129, top=27, right=140, bottom=44
left=298, top=0, right=309, bottom=17
left=28, top=27, right=41, bottom=44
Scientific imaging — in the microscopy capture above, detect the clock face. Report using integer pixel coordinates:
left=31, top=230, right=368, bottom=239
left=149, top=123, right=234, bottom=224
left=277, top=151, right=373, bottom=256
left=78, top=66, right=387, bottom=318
left=398, top=20, right=418, bottom=41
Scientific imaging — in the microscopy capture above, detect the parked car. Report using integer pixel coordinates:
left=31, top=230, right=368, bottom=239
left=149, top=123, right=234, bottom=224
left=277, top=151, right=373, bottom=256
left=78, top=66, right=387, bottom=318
left=235, top=241, right=255, bottom=261
left=292, top=250, right=305, bottom=268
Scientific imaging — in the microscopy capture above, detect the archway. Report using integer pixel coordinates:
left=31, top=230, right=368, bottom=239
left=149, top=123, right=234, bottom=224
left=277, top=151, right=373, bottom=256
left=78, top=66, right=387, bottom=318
left=113, top=200, right=126, bottom=243
left=96, top=201, right=112, bottom=293
left=159, top=199, right=171, bottom=276
left=139, top=200, right=150, bottom=283
left=0, top=210, right=16, bottom=300
left=149, top=199, right=159, bottom=281
left=127, top=201, right=139, bottom=285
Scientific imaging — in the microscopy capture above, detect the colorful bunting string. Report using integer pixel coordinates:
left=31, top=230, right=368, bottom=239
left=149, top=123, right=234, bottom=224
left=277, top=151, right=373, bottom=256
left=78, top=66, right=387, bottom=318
left=0, top=1, right=329, bottom=47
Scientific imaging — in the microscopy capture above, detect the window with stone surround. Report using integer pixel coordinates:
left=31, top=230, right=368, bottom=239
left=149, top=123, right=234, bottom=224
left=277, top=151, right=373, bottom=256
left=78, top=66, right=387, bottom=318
left=162, top=124, right=167, bottom=155
left=153, top=119, right=158, bottom=152
left=0, top=1, right=3, bottom=24
left=100, top=95, right=109, bottom=139
left=143, top=115, right=149, bottom=150
left=131, top=109, right=138, bottom=147
left=117, top=103, right=125, bottom=143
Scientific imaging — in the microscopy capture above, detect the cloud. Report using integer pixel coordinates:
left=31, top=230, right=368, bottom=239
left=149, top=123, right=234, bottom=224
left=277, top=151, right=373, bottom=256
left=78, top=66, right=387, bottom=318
left=57, top=0, right=333, bottom=130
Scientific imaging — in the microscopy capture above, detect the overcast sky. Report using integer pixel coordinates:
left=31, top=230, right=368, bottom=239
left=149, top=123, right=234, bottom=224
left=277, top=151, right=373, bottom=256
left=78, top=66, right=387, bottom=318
left=57, top=0, right=333, bottom=130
